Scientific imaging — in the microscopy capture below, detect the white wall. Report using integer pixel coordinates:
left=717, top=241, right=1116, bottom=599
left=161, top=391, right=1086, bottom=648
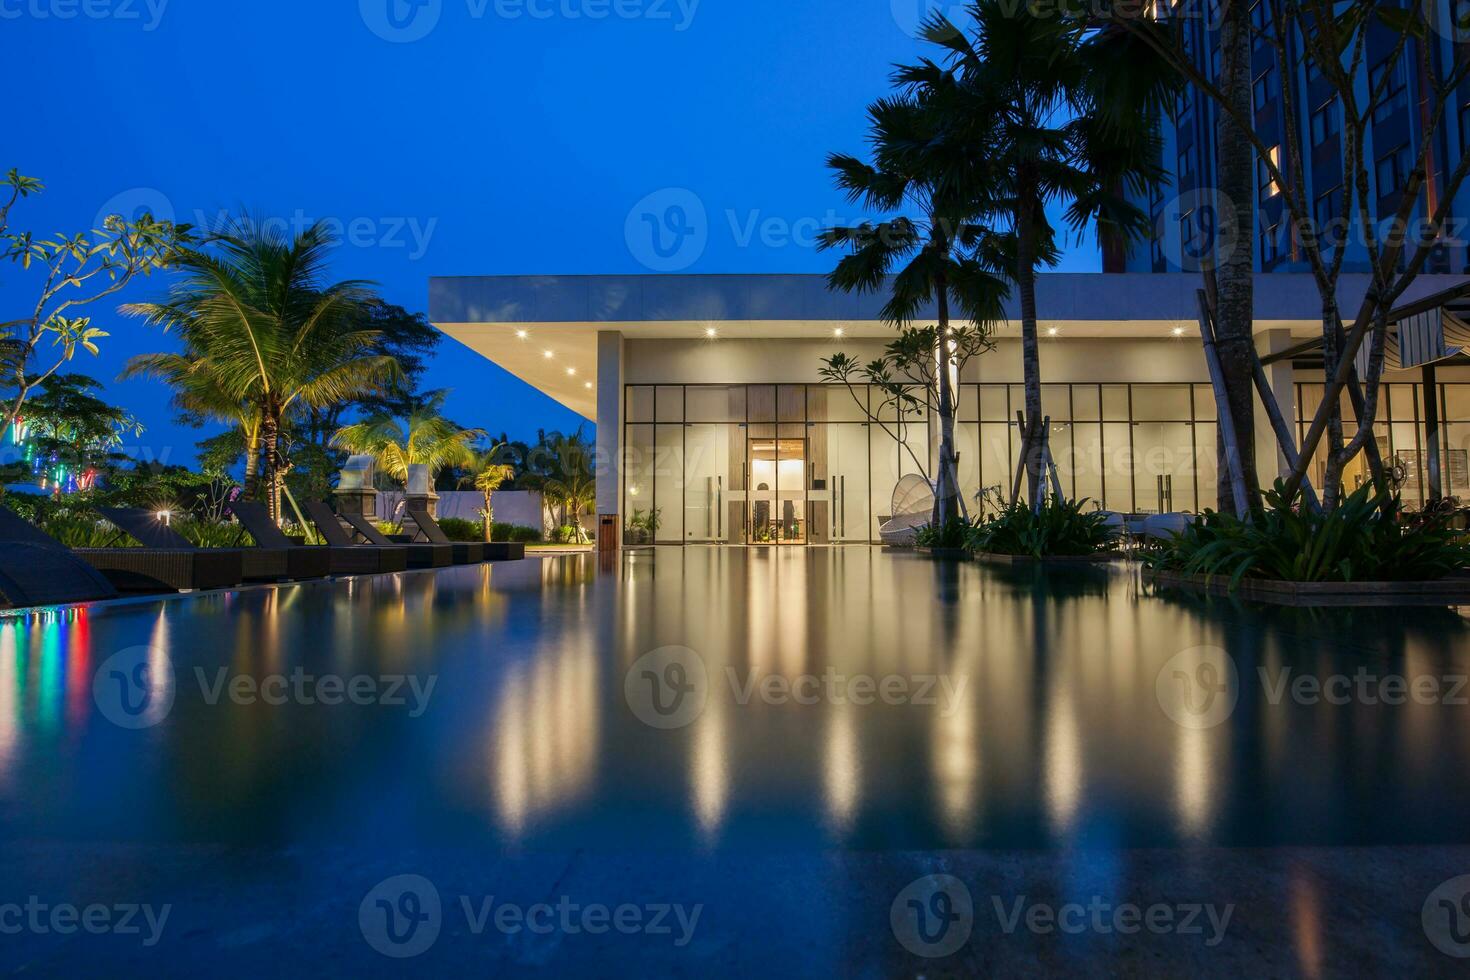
left=378, top=490, right=548, bottom=531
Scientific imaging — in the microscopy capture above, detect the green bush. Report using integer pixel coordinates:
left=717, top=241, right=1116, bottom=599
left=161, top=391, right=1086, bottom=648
left=435, top=517, right=483, bottom=542
left=967, top=498, right=1117, bottom=558
left=43, top=513, right=135, bottom=548
left=490, top=522, right=542, bottom=543
left=915, top=516, right=973, bottom=548
left=551, top=525, right=584, bottom=544
left=1143, top=482, right=1470, bottom=586
left=173, top=519, right=249, bottom=548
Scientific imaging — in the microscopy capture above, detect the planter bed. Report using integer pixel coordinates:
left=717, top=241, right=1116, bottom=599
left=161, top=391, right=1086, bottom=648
left=912, top=546, right=971, bottom=560
left=972, top=551, right=1123, bottom=568
left=1146, top=568, right=1470, bottom=607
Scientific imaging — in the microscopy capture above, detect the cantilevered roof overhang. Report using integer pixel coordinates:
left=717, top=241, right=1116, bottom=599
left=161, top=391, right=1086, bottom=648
left=430, top=272, right=1469, bottom=419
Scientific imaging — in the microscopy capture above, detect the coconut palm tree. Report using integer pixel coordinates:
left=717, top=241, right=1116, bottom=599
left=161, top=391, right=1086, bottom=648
left=819, top=83, right=1010, bottom=526
left=461, top=445, right=517, bottom=542
left=124, top=218, right=399, bottom=517
left=523, top=428, right=596, bottom=539
left=333, top=396, right=484, bottom=487
left=119, top=352, right=262, bottom=490
left=918, top=4, right=1175, bottom=505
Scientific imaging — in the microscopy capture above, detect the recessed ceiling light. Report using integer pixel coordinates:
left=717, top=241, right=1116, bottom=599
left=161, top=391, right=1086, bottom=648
left=1047, top=327, right=1059, bottom=337
left=543, top=350, right=554, bottom=359
left=515, top=330, right=528, bottom=340
left=834, top=328, right=845, bottom=337
left=584, top=381, right=593, bottom=390
left=566, top=367, right=576, bottom=376
left=705, top=327, right=717, bottom=338
left=1172, top=326, right=1187, bottom=337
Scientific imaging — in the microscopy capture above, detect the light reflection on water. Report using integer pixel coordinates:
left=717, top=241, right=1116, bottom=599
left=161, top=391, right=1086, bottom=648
left=0, top=549, right=1467, bottom=853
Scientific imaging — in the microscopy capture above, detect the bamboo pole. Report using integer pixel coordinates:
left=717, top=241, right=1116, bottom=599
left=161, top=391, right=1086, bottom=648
left=1247, top=348, right=1322, bottom=513
left=1010, top=409, right=1034, bottom=507
left=1197, top=290, right=1252, bottom=520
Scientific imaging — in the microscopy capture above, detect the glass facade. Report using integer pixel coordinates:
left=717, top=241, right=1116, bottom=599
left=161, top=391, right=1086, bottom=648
left=1295, top=382, right=1470, bottom=508
left=625, top=380, right=1470, bottom=543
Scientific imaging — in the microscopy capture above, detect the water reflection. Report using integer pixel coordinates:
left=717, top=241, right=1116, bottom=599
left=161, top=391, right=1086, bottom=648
left=0, top=552, right=1466, bottom=853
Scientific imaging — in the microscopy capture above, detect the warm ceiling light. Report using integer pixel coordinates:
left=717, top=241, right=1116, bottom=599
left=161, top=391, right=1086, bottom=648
left=543, top=350, right=554, bottom=359
left=515, top=330, right=528, bottom=339
left=834, top=328, right=845, bottom=337
left=1047, top=327, right=1059, bottom=337
left=566, top=367, right=576, bottom=376
left=1172, top=326, right=1187, bottom=337
left=584, top=381, right=593, bottom=390
left=705, top=327, right=718, bottom=338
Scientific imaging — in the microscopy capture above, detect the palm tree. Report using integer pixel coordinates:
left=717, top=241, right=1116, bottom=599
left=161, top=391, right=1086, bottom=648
left=333, top=396, right=484, bottom=487
left=819, top=84, right=1009, bottom=526
left=119, top=352, right=262, bottom=490
left=124, top=218, right=399, bottom=517
left=920, top=4, right=1175, bottom=506
left=524, top=429, right=596, bottom=539
left=461, top=445, right=517, bottom=542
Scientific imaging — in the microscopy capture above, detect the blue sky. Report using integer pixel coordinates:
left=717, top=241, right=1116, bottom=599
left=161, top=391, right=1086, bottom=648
left=4, top=0, right=1099, bottom=466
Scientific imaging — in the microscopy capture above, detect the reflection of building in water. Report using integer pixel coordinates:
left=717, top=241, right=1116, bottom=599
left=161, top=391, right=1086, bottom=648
left=491, top=636, right=600, bottom=838
left=824, top=700, right=859, bottom=834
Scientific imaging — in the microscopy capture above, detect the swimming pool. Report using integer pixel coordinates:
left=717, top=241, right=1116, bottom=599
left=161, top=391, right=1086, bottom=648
left=3, top=549, right=1468, bottom=973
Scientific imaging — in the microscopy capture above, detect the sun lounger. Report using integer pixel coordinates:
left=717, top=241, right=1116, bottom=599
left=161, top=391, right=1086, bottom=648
left=97, top=506, right=283, bottom=587
left=228, top=502, right=334, bottom=580
left=335, top=511, right=452, bottom=569
left=402, top=504, right=487, bottom=565
left=0, top=505, right=120, bottom=607
left=301, top=501, right=410, bottom=575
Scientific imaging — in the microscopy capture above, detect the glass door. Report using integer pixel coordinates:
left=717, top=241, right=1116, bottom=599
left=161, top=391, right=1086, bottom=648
left=747, top=437, right=807, bottom=544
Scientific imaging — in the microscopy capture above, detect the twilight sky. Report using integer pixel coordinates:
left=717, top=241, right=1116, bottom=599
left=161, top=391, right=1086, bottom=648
left=4, top=0, right=1099, bottom=466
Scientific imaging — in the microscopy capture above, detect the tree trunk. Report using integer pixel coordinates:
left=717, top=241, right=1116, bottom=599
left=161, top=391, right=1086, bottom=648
left=483, top=492, right=494, bottom=542
left=933, top=265, right=960, bottom=527
left=1212, top=0, right=1260, bottom=510
left=242, top=423, right=262, bottom=499
left=260, top=412, right=281, bottom=522
left=1015, top=198, right=1045, bottom=509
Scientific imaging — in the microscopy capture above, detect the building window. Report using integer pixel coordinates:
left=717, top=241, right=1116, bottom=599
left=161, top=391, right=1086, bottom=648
left=1177, top=144, right=1198, bottom=184
left=1310, top=99, right=1339, bottom=147
left=1369, top=57, right=1408, bottom=126
left=1376, top=144, right=1410, bottom=199
left=1304, top=54, right=1322, bottom=86
left=1313, top=186, right=1343, bottom=249
left=1249, top=1, right=1267, bottom=32
left=1257, top=145, right=1281, bottom=201
left=1460, top=101, right=1470, bottom=156
left=1260, top=222, right=1282, bottom=266
left=1253, top=65, right=1277, bottom=114
left=1210, top=45, right=1221, bottom=83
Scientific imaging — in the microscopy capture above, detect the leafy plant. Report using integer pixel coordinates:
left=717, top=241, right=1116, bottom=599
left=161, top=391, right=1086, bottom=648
left=172, top=518, right=250, bottom=548
left=435, top=516, right=483, bottom=542
left=551, top=524, right=583, bottom=544
left=968, top=498, right=1117, bottom=557
left=42, top=513, right=133, bottom=548
left=1143, top=482, right=1470, bottom=586
left=915, top=516, right=973, bottom=549
left=490, top=522, right=542, bottom=543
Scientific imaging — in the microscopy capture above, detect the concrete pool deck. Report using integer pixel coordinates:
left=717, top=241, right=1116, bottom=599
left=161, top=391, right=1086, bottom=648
left=3, top=841, right=1469, bottom=975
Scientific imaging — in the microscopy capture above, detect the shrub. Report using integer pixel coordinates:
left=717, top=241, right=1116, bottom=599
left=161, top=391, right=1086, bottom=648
left=1143, top=482, right=1470, bottom=586
left=435, top=517, right=483, bottom=542
left=968, top=498, right=1117, bottom=558
left=552, top=525, right=582, bottom=544
left=43, top=513, right=135, bottom=548
left=173, top=519, right=249, bottom=548
left=915, top=516, right=972, bottom=549
left=489, top=522, right=542, bottom=543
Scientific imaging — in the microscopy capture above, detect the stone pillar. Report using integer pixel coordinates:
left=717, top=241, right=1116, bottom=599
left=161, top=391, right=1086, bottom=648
left=403, top=463, right=439, bottom=519
left=333, top=454, right=379, bottom=519
left=596, top=330, right=625, bottom=549
left=1253, top=329, right=1298, bottom=486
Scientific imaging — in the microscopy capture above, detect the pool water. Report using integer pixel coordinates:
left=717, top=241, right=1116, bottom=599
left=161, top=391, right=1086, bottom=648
left=2, top=548, right=1468, bottom=855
